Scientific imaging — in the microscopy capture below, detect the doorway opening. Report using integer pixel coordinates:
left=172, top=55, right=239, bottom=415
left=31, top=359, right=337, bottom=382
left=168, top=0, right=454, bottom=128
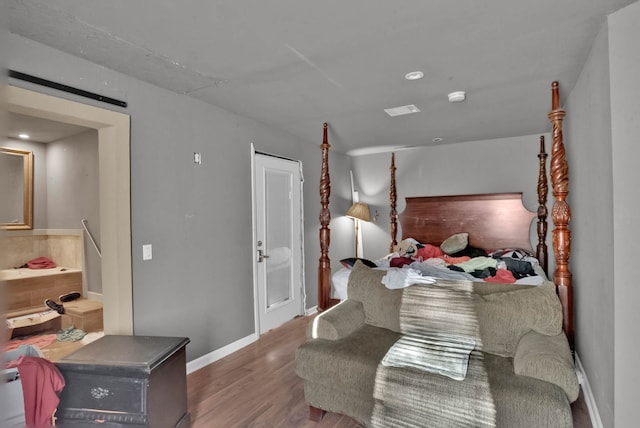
left=6, top=85, right=133, bottom=335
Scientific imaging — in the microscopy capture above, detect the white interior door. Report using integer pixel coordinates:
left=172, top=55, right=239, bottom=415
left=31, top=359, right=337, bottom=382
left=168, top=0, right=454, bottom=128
left=253, top=152, right=303, bottom=334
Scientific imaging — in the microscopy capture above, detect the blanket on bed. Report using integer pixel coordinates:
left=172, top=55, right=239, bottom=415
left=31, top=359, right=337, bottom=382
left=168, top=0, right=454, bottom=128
left=371, top=279, right=496, bottom=428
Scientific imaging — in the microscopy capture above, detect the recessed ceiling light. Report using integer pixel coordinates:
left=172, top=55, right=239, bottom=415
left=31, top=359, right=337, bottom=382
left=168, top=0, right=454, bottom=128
left=384, top=104, right=420, bottom=117
left=448, top=91, right=466, bottom=102
left=405, top=71, right=424, bottom=81
left=432, top=137, right=443, bottom=143
left=18, top=133, right=30, bottom=139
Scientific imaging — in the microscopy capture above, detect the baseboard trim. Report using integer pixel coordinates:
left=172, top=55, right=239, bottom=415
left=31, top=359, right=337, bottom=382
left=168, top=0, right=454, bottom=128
left=186, top=333, right=258, bottom=375
left=86, top=291, right=103, bottom=302
left=305, top=306, right=318, bottom=316
left=575, top=353, right=603, bottom=428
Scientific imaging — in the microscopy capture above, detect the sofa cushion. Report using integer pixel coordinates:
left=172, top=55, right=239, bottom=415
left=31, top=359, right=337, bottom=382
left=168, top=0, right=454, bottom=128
left=296, top=323, right=401, bottom=394
left=514, top=331, right=579, bottom=402
left=307, top=299, right=365, bottom=340
left=347, top=262, right=404, bottom=333
left=474, top=281, right=563, bottom=356
left=484, top=353, right=573, bottom=428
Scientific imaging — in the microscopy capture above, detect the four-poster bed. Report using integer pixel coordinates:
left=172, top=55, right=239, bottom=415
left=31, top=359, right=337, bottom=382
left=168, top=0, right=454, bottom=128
left=317, top=81, right=573, bottom=346
left=301, top=81, right=577, bottom=427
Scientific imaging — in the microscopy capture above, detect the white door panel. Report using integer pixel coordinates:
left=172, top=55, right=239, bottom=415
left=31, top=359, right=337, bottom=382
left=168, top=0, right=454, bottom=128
left=254, top=153, right=303, bottom=333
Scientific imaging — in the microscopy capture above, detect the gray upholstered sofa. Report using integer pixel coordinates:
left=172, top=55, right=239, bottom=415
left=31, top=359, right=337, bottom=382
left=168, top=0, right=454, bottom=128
left=296, top=262, right=579, bottom=427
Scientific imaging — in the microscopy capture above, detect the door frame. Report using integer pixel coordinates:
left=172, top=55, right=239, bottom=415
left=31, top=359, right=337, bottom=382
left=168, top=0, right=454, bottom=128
left=250, top=144, right=305, bottom=335
left=6, top=85, right=133, bottom=335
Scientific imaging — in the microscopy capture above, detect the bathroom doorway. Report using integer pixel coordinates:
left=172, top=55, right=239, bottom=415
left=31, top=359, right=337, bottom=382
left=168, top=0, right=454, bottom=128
left=6, top=86, right=133, bottom=335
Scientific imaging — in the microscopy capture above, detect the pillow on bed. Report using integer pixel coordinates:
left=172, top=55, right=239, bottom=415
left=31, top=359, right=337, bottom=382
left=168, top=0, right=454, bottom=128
left=340, top=257, right=377, bottom=269
left=440, top=233, right=468, bottom=254
left=449, top=245, right=487, bottom=258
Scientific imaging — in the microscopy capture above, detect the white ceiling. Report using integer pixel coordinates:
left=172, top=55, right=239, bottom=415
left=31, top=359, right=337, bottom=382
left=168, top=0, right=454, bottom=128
left=7, top=0, right=635, bottom=154
left=7, top=112, right=90, bottom=143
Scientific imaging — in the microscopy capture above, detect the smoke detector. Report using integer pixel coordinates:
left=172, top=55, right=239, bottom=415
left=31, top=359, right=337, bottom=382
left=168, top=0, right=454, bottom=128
left=405, top=71, right=424, bottom=81
left=448, top=91, right=466, bottom=102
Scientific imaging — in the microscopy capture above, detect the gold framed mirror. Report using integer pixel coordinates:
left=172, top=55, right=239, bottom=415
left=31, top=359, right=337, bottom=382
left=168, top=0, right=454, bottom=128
left=0, top=147, right=34, bottom=230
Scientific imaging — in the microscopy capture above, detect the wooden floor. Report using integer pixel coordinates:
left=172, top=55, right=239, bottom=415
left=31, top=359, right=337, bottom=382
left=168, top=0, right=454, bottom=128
left=187, top=315, right=592, bottom=428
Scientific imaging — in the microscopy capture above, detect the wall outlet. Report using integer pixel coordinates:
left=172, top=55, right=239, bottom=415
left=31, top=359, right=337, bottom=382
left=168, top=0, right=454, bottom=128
left=142, top=244, right=152, bottom=260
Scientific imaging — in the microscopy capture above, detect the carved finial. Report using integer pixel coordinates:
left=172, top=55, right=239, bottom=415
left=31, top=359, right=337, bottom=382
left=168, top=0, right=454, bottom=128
left=551, top=81, right=560, bottom=111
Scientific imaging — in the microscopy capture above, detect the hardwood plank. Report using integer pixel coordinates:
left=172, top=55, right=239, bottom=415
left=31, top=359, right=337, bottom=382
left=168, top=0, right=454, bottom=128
left=187, top=315, right=591, bottom=428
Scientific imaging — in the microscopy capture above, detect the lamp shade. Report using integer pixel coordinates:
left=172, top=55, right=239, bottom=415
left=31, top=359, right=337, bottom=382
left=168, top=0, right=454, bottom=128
left=346, top=202, right=371, bottom=222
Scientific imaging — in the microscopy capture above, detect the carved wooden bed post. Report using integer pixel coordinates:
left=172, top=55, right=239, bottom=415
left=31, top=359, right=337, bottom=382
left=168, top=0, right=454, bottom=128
left=548, top=81, right=574, bottom=349
left=318, top=123, right=331, bottom=311
left=536, top=136, right=549, bottom=275
left=389, top=152, right=398, bottom=253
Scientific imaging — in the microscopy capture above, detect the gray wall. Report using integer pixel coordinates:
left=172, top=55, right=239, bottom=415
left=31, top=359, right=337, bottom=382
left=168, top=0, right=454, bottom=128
left=47, top=131, right=102, bottom=293
left=609, top=3, right=640, bottom=427
left=564, top=21, right=615, bottom=427
left=9, top=34, right=352, bottom=361
left=562, top=3, right=640, bottom=426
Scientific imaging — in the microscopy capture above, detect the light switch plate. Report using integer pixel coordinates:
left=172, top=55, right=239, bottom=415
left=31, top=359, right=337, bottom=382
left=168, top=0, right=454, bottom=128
left=143, top=244, right=152, bottom=260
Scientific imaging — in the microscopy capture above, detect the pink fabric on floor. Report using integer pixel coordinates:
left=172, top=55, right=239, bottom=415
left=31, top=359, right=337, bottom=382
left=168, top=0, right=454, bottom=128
left=7, top=355, right=65, bottom=427
left=4, top=334, right=58, bottom=352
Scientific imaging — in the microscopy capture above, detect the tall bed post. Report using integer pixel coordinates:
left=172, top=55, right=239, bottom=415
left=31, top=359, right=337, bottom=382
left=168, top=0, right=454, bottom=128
left=389, top=152, right=398, bottom=253
left=536, top=136, right=549, bottom=275
left=548, top=81, right=574, bottom=349
left=318, top=122, right=331, bottom=311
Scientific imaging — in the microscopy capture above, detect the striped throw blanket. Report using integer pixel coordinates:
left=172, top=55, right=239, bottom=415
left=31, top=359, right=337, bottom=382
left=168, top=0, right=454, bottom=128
left=371, top=279, right=496, bottom=428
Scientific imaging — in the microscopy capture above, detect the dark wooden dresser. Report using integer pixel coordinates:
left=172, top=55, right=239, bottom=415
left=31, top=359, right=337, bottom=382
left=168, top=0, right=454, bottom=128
left=55, top=335, right=190, bottom=427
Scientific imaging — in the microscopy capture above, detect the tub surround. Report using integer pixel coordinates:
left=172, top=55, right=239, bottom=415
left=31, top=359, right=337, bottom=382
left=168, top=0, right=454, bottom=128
left=2, top=229, right=103, bottom=337
left=1, top=229, right=86, bottom=315
left=0, top=229, right=84, bottom=270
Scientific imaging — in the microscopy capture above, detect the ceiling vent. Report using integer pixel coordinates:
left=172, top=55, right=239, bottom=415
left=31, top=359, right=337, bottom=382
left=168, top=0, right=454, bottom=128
left=384, top=104, right=420, bottom=117
left=448, top=91, right=466, bottom=102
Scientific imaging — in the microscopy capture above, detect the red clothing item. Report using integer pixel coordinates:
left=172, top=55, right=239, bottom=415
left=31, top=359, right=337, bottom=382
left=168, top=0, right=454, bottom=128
left=390, top=257, right=414, bottom=268
left=439, top=255, right=471, bottom=264
left=485, top=268, right=516, bottom=284
left=27, top=257, right=57, bottom=269
left=414, top=244, right=444, bottom=260
left=7, top=356, right=65, bottom=427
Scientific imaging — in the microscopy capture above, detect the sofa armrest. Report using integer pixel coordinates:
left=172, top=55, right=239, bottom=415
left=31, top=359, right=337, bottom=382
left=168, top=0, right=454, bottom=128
left=514, top=330, right=579, bottom=402
left=306, top=299, right=365, bottom=340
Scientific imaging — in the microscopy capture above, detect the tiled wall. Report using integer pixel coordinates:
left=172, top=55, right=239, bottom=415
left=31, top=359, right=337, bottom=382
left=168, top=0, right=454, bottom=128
left=0, top=230, right=83, bottom=270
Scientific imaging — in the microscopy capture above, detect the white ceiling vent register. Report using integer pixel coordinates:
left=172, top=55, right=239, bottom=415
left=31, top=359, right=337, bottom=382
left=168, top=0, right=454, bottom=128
left=384, top=104, right=420, bottom=117
left=448, top=91, right=466, bottom=102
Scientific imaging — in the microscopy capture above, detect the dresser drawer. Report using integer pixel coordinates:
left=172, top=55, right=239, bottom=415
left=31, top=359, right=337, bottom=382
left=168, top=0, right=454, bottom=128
left=58, top=372, right=147, bottom=414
